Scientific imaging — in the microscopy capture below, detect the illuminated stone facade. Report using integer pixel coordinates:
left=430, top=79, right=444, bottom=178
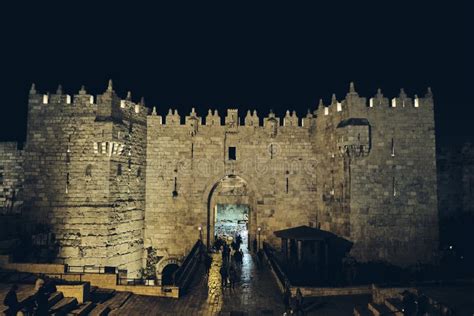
left=0, top=81, right=439, bottom=277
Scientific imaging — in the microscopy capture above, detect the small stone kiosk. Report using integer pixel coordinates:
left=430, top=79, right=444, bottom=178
left=274, top=225, right=352, bottom=284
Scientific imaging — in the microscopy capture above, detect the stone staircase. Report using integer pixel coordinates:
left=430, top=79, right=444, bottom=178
left=354, top=294, right=405, bottom=316
left=353, top=289, right=452, bottom=316
left=85, top=287, right=133, bottom=315
left=0, top=269, right=134, bottom=316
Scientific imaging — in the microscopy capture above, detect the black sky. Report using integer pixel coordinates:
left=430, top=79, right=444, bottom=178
left=0, top=1, right=471, bottom=145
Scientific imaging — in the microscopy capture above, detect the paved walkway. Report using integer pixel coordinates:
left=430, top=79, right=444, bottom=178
left=112, top=245, right=285, bottom=315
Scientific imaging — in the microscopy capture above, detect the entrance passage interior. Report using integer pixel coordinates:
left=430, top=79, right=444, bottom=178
left=215, top=204, right=249, bottom=244
left=161, top=263, right=179, bottom=286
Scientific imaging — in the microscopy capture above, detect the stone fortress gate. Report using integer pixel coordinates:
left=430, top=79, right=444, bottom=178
left=0, top=81, right=438, bottom=281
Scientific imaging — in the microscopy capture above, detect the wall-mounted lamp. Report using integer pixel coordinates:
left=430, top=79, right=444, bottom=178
left=257, top=227, right=262, bottom=250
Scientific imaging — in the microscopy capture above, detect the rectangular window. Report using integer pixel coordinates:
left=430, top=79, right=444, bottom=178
left=228, top=147, right=236, bottom=160
left=0, top=165, right=4, bottom=185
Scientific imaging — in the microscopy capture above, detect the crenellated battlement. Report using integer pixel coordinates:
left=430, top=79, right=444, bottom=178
left=147, top=82, right=433, bottom=130
left=315, top=82, right=433, bottom=119
left=27, top=80, right=149, bottom=124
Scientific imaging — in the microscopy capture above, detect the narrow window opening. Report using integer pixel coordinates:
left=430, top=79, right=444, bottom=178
left=191, top=143, right=194, bottom=159
left=228, top=146, right=236, bottom=160
left=270, top=144, right=273, bottom=159
left=117, top=164, right=122, bottom=176
left=286, top=177, right=289, bottom=193
left=128, top=158, right=132, bottom=171
left=0, top=166, right=4, bottom=185
left=391, top=138, right=395, bottom=157
left=85, top=165, right=92, bottom=177
left=137, top=167, right=142, bottom=178
left=66, top=172, right=70, bottom=194
left=393, top=176, right=397, bottom=196
left=172, top=177, right=178, bottom=197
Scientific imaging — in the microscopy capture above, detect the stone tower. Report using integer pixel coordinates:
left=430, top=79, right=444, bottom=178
left=21, top=82, right=147, bottom=276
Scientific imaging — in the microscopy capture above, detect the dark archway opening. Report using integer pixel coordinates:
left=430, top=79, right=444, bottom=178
left=162, top=263, right=179, bottom=286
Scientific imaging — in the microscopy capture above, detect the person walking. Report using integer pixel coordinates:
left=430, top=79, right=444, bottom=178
left=3, top=284, right=20, bottom=316
left=294, top=288, right=304, bottom=315
left=283, top=285, right=291, bottom=314
left=229, top=265, right=237, bottom=290
left=219, top=265, right=228, bottom=289
left=204, top=253, right=213, bottom=278
left=33, top=280, right=49, bottom=316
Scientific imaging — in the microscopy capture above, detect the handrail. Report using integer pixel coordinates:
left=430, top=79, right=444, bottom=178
left=174, top=240, right=203, bottom=288
left=0, top=270, right=84, bottom=284
left=263, top=242, right=291, bottom=288
left=117, top=277, right=146, bottom=286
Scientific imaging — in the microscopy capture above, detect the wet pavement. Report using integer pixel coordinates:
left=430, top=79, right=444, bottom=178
left=112, top=244, right=286, bottom=315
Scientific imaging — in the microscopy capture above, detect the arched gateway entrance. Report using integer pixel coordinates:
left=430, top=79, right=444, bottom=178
left=205, top=175, right=258, bottom=250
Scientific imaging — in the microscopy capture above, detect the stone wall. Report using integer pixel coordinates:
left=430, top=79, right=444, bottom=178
left=20, top=83, right=146, bottom=276
left=327, top=88, right=438, bottom=265
left=145, top=84, right=438, bottom=268
left=437, top=143, right=474, bottom=218
left=145, top=108, right=317, bottom=268
left=0, top=142, right=23, bottom=215
left=0, top=82, right=440, bottom=275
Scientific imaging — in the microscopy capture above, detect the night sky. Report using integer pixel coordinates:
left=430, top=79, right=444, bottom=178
left=0, top=1, right=470, bottom=146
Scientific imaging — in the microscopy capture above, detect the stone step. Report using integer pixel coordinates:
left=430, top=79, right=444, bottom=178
left=67, top=301, right=96, bottom=316
left=91, top=288, right=116, bottom=303
left=385, top=298, right=404, bottom=315
left=367, top=302, right=393, bottom=316
left=0, top=306, right=9, bottom=315
left=50, top=297, right=78, bottom=315
left=48, top=291, right=64, bottom=308
left=103, top=291, right=132, bottom=310
left=88, top=303, right=111, bottom=316
left=353, top=305, right=374, bottom=316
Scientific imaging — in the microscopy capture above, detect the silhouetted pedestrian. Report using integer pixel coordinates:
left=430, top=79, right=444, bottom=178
left=402, top=290, right=417, bottom=316
left=220, top=265, right=228, bottom=288
left=236, top=234, right=242, bottom=246
left=34, top=282, right=49, bottom=316
left=253, top=238, right=258, bottom=253
left=3, top=284, right=19, bottom=316
left=294, top=288, right=304, bottom=315
left=204, top=253, right=213, bottom=277
left=229, top=265, right=237, bottom=290
left=222, top=244, right=231, bottom=264
left=417, top=291, right=429, bottom=316
left=234, top=249, right=243, bottom=265
left=283, top=285, right=291, bottom=313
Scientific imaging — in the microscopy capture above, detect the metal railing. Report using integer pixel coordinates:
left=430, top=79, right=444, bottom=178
left=0, top=270, right=84, bottom=284
left=263, top=242, right=291, bottom=288
left=66, top=265, right=117, bottom=274
left=117, top=277, right=147, bottom=286
left=174, top=239, right=204, bottom=290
